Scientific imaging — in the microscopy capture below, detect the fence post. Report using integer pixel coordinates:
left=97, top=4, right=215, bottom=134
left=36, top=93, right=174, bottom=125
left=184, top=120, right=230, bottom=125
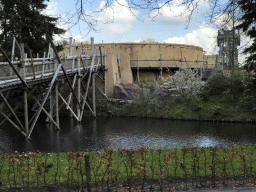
left=91, top=37, right=94, bottom=56
left=85, top=155, right=91, bottom=191
left=181, top=51, right=183, bottom=67
left=160, top=54, right=162, bottom=79
left=104, top=49, right=107, bottom=95
left=10, top=36, right=15, bottom=77
left=68, top=37, right=72, bottom=57
left=137, top=51, right=139, bottom=82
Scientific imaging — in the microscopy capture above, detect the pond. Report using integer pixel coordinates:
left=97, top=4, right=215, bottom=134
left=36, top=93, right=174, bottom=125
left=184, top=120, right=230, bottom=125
left=0, top=117, right=256, bottom=154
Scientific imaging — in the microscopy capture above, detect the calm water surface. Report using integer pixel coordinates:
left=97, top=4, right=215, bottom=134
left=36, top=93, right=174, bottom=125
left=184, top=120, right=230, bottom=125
left=0, top=117, right=256, bottom=154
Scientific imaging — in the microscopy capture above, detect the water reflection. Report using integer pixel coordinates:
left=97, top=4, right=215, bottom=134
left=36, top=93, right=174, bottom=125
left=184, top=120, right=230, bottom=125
left=0, top=117, right=255, bottom=154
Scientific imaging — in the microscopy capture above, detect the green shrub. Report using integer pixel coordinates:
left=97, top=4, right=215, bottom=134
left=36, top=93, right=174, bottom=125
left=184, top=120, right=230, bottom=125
left=205, top=75, right=231, bottom=96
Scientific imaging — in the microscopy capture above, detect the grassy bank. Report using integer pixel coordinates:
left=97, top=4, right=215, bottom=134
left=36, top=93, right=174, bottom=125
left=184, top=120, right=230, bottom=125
left=1, top=145, right=256, bottom=190
left=98, top=69, right=256, bottom=123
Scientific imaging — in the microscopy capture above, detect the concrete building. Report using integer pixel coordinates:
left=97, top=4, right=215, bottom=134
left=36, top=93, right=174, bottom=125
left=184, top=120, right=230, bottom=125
left=59, top=42, right=205, bottom=82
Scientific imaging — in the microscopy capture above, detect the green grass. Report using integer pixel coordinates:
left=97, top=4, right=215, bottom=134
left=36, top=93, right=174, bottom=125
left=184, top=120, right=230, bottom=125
left=1, top=145, right=256, bottom=189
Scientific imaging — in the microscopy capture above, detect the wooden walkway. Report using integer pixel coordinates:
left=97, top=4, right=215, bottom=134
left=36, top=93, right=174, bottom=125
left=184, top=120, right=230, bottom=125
left=0, top=37, right=106, bottom=139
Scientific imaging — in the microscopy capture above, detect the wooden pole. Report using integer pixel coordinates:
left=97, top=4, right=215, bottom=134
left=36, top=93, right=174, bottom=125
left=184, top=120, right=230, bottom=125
left=77, top=48, right=81, bottom=118
left=92, top=72, right=96, bottom=117
left=42, top=52, right=46, bottom=77
left=181, top=51, right=183, bottom=67
left=47, top=36, right=82, bottom=110
left=30, top=95, right=60, bottom=130
left=27, top=64, right=62, bottom=139
left=55, top=81, right=59, bottom=127
left=104, top=49, right=107, bottom=95
left=80, top=47, right=97, bottom=121
left=30, top=50, right=36, bottom=79
left=137, top=51, right=139, bottom=82
left=160, top=54, right=162, bottom=79
left=10, top=36, right=15, bottom=76
left=0, top=91, right=25, bottom=131
left=85, top=155, right=91, bottom=192
left=90, top=37, right=94, bottom=56
left=20, top=43, right=29, bottom=134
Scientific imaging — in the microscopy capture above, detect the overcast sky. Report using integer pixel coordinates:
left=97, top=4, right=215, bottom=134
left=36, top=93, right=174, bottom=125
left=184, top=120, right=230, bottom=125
left=44, top=0, right=251, bottom=63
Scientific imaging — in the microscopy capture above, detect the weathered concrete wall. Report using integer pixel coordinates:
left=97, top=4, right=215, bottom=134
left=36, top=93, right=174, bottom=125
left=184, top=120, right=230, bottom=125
left=105, top=52, right=121, bottom=97
left=205, top=55, right=219, bottom=68
left=60, top=43, right=204, bottom=68
left=120, top=48, right=133, bottom=84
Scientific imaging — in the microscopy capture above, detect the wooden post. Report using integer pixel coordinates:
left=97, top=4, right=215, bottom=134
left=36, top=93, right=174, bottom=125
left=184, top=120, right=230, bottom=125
left=85, top=155, right=91, bottom=192
left=118, top=51, right=121, bottom=79
left=160, top=54, right=162, bottom=79
left=137, top=51, right=139, bottom=82
left=197, top=55, right=199, bottom=69
left=92, top=72, right=96, bottom=117
left=54, top=60, right=59, bottom=127
left=20, top=44, right=29, bottom=134
left=77, top=48, right=81, bottom=119
left=90, top=37, right=94, bottom=56
left=181, top=51, right=183, bottom=67
left=42, top=52, right=46, bottom=77
left=10, top=36, right=15, bottom=76
left=68, top=37, right=72, bottom=56
left=27, top=64, right=62, bottom=139
left=104, top=49, right=107, bottom=95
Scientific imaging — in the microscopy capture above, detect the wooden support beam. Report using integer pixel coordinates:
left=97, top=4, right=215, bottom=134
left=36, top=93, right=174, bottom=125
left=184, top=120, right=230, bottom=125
left=77, top=49, right=81, bottom=118
left=58, top=92, right=80, bottom=121
left=55, top=82, right=59, bottom=127
left=30, top=95, right=60, bottom=130
left=0, top=111, right=27, bottom=137
left=67, top=74, right=77, bottom=109
left=27, top=64, right=62, bottom=139
left=47, top=36, right=82, bottom=110
left=0, top=91, right=25, bottom=131
left=160, top=54, right=162, bottom=79
left=30, top=50, right=36, bottom=79
left=95, top=84, right=108, bottom=99
left=0, top=46, right=28, bottom=87
left=92, top=73, right=96, bottom=117
left=80, top=46, right=97, bottom=121
left=0, top=88, right=36, bottom=126
left=137, top=51, right=139, bottom=82
left=24, top=89, right=29, bottom=133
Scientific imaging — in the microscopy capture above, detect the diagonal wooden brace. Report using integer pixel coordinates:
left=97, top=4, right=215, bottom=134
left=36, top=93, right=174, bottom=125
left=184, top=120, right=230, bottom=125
left=0, top=91, right=25, bottom=131
left=27, top=64, right=62, bottom=139
left=79, top=46, right=97, bottom=121
left=0, top=46, right=29, bottom=88
left=47, top=36, right=82, bottom=110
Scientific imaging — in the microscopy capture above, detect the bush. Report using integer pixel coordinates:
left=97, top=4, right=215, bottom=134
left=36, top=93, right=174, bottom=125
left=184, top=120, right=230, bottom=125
left=204, top=75, right=231, bottom=96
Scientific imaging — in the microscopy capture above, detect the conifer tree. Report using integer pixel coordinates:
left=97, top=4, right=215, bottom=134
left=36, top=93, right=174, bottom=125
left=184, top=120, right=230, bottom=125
left=237, top=0, right=256, bottom=69
left=0, top=0, right=65, bottom=58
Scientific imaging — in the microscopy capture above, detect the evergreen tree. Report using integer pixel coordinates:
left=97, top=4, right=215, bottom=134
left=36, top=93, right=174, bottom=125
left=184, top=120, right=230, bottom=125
left=0, top=0, right=65, bottom=58
left=237, top=0, right=256, bottom=70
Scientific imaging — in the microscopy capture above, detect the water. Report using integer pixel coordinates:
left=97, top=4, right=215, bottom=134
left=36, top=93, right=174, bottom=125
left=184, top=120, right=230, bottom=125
left=0, top=117, right=256, bottom=154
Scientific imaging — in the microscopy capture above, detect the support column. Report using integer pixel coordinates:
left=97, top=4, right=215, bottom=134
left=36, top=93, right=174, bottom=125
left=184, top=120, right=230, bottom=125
left=55, top=81, right=59, bottom=127
left=181, top=51, right=183, bottom=67
left=160, top=54, right=162, bottom=79
left=92, top=72, right=96, bottom=117
left=20, top=43, right=29, bottom=134
left=136, top=51, right=139, bottom=82
left=77, top=48, right=81, bottom=119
